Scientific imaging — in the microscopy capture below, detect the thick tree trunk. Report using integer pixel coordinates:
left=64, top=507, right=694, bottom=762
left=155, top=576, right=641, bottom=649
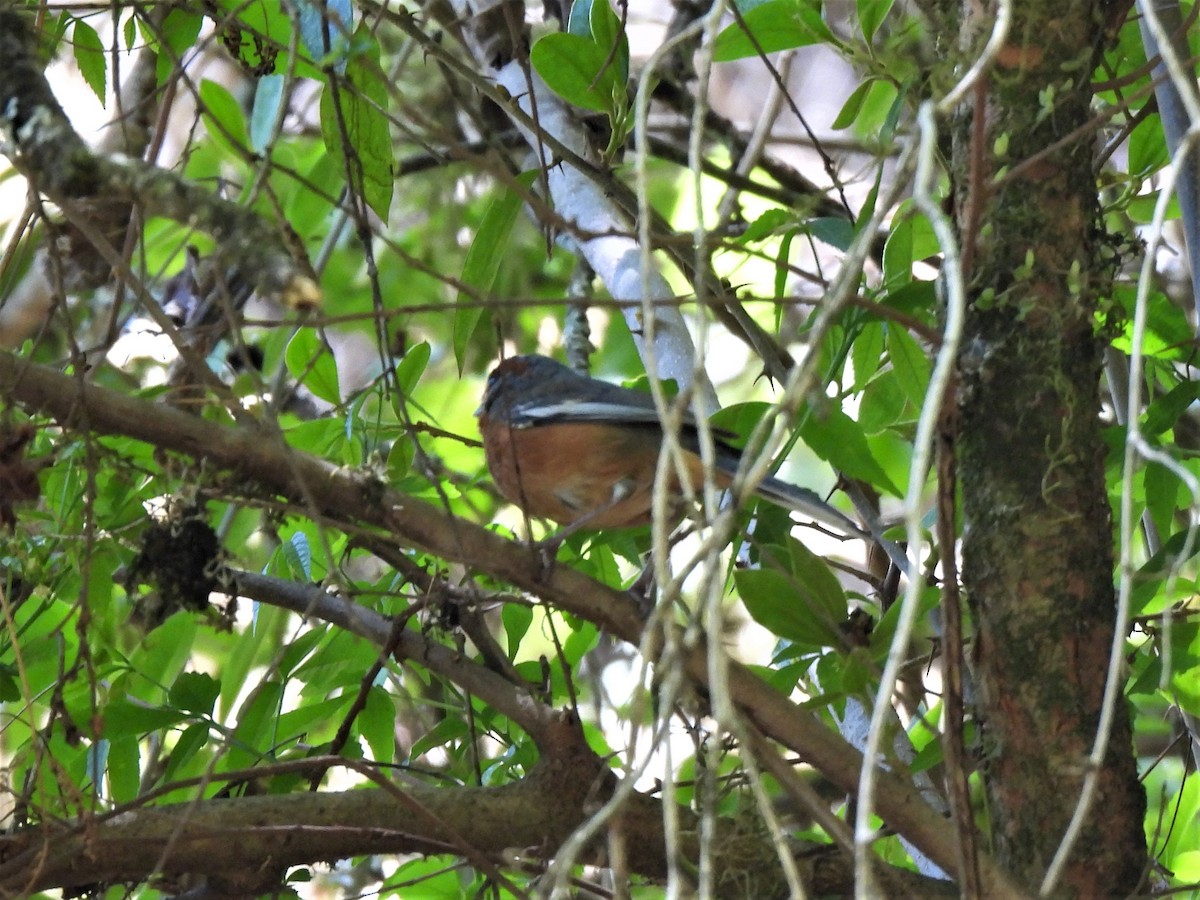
left=953, top=0, right=1147, bottom=893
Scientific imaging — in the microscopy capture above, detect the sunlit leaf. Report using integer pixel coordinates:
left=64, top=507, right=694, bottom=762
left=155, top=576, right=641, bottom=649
left=361, top=686, right=396, bottom=762
left=531, top=32, right=624, bottom=114
left=832, top=78, right=875, bottom=130
left=169, top=671, right=220, bottom=716
left=71, top=19, right=106, bottom=104
left=714, top=0, right=835, bottom=61
left=886, top=325, right=930, bottom=410
left=285, top=327, right=341, bottom=405
left=858, top=0, right=895, bottom=42
left=800, top=406, right=901, bottom=495
left=454, top=172, right=537, bottom=369
left=318, top=35, right=393, bottom=220
left=735, top=567, right=842, bottom=649
left=199, top=78, right=250, bottom=155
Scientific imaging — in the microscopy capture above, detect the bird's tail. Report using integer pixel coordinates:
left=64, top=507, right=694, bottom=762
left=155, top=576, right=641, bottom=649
left=746, top=469, right=911, bottom=575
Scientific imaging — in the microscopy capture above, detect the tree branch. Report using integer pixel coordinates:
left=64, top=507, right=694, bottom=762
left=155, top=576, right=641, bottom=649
left=0, top=347, right=1024, bottom=894
left=228, top=568, right=559, bottom=747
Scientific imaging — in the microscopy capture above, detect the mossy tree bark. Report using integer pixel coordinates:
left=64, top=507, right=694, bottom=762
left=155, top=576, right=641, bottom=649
left=952, top=0, right=1147, bottom=893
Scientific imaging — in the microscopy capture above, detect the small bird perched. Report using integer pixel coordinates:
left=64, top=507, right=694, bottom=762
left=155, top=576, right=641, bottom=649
left=476, top=354, right=873, bottom=540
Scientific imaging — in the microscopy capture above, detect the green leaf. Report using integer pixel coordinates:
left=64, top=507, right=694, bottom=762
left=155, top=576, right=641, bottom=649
left=799, top=405, right=901, bottom=495
left=227, top=681, right=285, bottom=768
left=107, top=735, right=141, bottom=803
left=274, top=696, right=354, bottom=749
left=858, top=0, right=895, bottom=42
left=319, top=35, right=394, bottom=220
left=809, top=217, right=854, bottom=251
left=220, top=605, right=285, bottom=718
left=1173, top=630, right=1200, bottom=715
left=281, top=532, right=313, bottom=581
left=503, top=603, right=534, bottom=657
left=882, top=214, right=914, bottom=288
left=869, top=583, right=938, bottom=659
left=102, top=700, right=188, bottom=737
left=163, top=722, right=211, bottom=783
left=394, top=342, right=431, bottom=396
left=858, top=368, right=910, bottom=433
left=530, top=32, right=624, bottom=114
left=739, top=207, right=793, bottom=243
left=410, top=715, right=469, bottom=758
left=886, top=325, right=930, bottom=409
left=1172, top=851, right=1200, bottom=883
left=1126, top=190, right=1182, bottom=224
left=851, top=320, right=885, bottom=388
left=285, top=418, right=346, bottom=457
left=360, top=685, right=396, bottom=762
left=1157, top=764, right=1200, bottom=873
left=454, top=171, right=537, bottom=368
left=292, top=629, right=377, bottom=689
left=1128, top=113, right=1167, bottom=176
left=199, top=79, right=250, bottom=156
left=883, top=206, right=940, bottom=285
left=774, top=228, right=798, bottom=306
left=832, top=78, right=875, bottom=130
left=1112, top=285, right=1192, bottom=358
left=710, top=401, right=771, bottom=443
left=285, top=327, right=341, bottom=405
left=150, top=8, right=203, bottom=84
left=714, top=0, right=835, bottom=62
left=278, top=626, right=328, bottom=677
left=129, top=613, right=196, bottom=696
left=1143, top=381, right=1200, bottom=436
left=169, top=671, right=220, bottom=716
left=72, top=20, right=106, bottom=105
left=391, top=857, right=474, bottom=894
left=561, top=619, right=600, bottom=666
left=857, top=164, right=884, bottom=233
left=287, top=151, right=340, bottom=227
left=784, top=537, right=847, bottom=623
left=1131, top=530, right=1200, bottom=616
left=839, top=649, right=873, bottom=696
left=0, top=665, right=19, bottom=703
left=1144, top=462, right=1182, bottom=543
left=907, top=699, right=943, bottom=772
left=589, top=0, right=629, bottom=83
left=853, top=78, right=903, bottom=145
left=387, top=438, right=414, bottom=481
left=735, top=567, right=841, bottom=648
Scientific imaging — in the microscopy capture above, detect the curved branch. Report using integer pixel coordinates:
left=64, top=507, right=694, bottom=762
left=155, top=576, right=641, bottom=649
left=0, top=723, right=956, bottom=897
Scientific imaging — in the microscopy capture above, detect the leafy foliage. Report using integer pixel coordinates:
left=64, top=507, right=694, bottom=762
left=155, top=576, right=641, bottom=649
left=0, top=0, right=1195, bottom=896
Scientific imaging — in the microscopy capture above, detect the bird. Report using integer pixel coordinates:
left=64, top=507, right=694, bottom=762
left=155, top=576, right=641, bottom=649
left=475, top=353, right=877, bottom=542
